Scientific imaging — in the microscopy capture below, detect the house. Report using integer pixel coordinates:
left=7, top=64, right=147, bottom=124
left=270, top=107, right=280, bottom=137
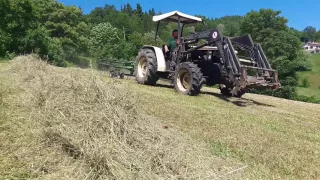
left=303, top=41, right=320, bottom=53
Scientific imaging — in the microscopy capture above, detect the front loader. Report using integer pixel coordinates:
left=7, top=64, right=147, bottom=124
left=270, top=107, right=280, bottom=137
left=134, top=11, right=281, bottom=97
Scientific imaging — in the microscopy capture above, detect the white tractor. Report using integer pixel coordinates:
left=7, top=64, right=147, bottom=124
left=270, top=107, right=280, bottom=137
left=134, top=11, right=281, bottom=97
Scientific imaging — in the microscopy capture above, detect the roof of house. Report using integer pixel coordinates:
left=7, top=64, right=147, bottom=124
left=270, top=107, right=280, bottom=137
left=304, top=41, right=320, bottom=46
left=152, top=10, right=202, bottom=24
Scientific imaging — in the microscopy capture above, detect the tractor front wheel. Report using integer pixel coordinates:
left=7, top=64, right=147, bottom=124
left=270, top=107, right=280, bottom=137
left=135, top=49, right=158, bottom=85
left=220, top=85, right=246, bottom=98
left=174, top=62, right=203, bottom=96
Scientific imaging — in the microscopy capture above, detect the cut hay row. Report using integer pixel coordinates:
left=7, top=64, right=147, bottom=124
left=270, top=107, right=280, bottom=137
left=0, top=55, right=244, bottom=179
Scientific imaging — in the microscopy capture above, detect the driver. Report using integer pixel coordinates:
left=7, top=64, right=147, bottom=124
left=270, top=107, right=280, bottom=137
left=164, top=29, right=179, bottom=53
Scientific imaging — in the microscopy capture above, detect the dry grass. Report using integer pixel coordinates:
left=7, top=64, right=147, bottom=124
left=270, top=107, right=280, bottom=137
left=2, top=55, right=320, bottom=180
left=0, top=55, right=244, bottom=179
left=128, top=78, right=320, bottom=179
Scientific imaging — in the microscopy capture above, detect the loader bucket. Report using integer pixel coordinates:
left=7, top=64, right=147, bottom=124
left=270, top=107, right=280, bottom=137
left=225, top=35, right=281, bottom=91
left=239, top=66, right=281, bottom=90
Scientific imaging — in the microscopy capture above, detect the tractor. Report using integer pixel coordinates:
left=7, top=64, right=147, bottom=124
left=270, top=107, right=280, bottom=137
left=134, top=10, right=281, bottom=97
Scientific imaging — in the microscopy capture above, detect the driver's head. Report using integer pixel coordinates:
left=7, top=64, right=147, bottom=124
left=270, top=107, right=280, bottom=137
left=172, top=29, right=178, bottom=39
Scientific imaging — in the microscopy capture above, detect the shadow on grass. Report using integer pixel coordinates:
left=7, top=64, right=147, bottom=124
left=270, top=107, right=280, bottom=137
left=155, top=83, right=174, bottom=89
left=201, top=91, right=275, bottom=107
left=154, top=82, right=275, bottom=107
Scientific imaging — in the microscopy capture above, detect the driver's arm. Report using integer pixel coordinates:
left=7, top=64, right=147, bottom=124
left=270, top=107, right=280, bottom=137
left=164, top=39, right=171, bottom=52
left=164, top=45, right=169, bottom=52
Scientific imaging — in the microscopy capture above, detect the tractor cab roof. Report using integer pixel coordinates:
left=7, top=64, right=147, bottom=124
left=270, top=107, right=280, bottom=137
left=152, top=10, right=202, bottom=24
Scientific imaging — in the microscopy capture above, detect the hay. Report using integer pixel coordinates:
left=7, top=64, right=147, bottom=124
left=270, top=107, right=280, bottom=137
left=0, top=55, right=244, bottom=179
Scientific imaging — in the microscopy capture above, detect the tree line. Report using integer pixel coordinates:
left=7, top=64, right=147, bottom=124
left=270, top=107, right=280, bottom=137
left=1, top=0, right=319, bottom=103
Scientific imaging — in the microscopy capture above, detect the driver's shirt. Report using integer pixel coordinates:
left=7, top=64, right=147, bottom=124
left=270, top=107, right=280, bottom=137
left=167, top=38, right=177, bottom=51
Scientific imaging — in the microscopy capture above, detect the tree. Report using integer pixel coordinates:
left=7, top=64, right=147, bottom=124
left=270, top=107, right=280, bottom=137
left=122, top=3, right=133, bottom=15
left=149, top=8, right=155, bottom=16
left=316, top=30, right=320, bottom=42
left=289, top=27, right=304, bottom=42
left=302, top=26, right=317, bottom=42
left=240, top=8, right=309, bottom=98
left=240, top=9, right=288, bottom=42
left=30, top=0, right=90, bottom=64
left=135, top=3, right=143, bottom=17
left=0, top=0, right=35, bottom=55
left=89, top=23, right=134, bottom=59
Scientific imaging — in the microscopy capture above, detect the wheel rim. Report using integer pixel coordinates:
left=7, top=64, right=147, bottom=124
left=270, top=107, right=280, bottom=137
left=137, top=57, right=147, bottom=77
left=176, top=69, right=191, bottom=92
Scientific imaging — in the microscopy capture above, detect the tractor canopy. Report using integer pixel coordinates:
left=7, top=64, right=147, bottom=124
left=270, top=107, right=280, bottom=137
left=152, top=10, right=204, bottom=42
left=152, top=10, right=202, bottom=24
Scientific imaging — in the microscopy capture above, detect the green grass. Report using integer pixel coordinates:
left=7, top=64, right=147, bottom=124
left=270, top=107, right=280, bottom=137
left=1, top=56, right=320, bottom=179
left=297, top=54, right=320, bottom=98
left=297, top=87, right=320, bottom=98
left=0, top=60, right=9, bottom=67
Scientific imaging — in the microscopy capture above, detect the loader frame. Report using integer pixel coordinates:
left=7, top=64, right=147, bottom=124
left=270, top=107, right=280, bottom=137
left=181, top=28, right=280, bottom=89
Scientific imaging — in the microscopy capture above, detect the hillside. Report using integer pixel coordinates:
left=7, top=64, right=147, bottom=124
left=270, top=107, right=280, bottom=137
left=2, top=0, right=319, bottom=105
left=297, top=53, right=320, bottom=98
left=1, top=55, right=320, bottom=179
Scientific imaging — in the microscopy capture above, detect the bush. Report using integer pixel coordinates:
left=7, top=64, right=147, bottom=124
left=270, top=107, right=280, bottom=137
left=5, top=51, right=16, bottom=60
left=247, top=85, right=297, bottom=100
left=300, top=77, right=310, bottom=88
left=293, top=95, right=320, bottom=104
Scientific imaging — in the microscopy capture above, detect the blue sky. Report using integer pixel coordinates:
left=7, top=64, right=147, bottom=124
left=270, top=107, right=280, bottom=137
left=58, top=0, right=320, bottom=31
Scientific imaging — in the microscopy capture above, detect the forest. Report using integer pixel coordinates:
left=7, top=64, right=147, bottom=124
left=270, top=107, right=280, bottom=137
left=1, top=0, right=320, bottom=103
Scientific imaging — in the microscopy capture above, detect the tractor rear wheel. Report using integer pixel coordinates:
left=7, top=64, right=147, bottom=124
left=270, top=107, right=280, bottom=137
left=135, top=49, right=158, bottom=85
left=174, top=62, right=203, bottom=96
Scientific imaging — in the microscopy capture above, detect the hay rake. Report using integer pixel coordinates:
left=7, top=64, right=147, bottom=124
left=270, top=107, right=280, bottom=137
left=98, top=59, right=135, bottom=79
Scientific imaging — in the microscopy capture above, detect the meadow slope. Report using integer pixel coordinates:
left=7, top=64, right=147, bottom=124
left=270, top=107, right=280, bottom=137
left=1, top=55, right=320, bottom=179
left=297, top=53, right=320, bottom=98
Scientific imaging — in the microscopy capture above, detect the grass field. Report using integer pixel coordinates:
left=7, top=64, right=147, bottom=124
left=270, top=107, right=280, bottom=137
left=1, top=55, right=320, bottom=179
left=297, top=53, right=320, bottom=98
left=0, top=60, right=8, bottom=67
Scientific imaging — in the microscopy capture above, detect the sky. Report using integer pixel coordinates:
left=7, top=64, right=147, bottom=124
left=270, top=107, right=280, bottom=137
left=58, top=0, right=320, bottom=31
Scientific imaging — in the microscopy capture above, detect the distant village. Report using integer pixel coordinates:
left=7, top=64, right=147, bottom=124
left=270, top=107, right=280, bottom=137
left=303, top=41, right=320, bottom=53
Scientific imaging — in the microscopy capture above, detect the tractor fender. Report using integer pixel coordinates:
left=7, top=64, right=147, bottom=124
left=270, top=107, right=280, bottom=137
left=141, top=45, right=166, bottom=72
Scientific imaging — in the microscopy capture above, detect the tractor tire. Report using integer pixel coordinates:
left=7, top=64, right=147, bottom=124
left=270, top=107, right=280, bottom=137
left=174, top=62, right=203, bottom=96
left=220, top=85, right=246, bottom=98
left=135, top=49, right=159, bottom=85
left=119, top=72, right=124, bottom=79
left=235, top=89, right=246, bottom=98
left=220, top=87, right=232, bottom=97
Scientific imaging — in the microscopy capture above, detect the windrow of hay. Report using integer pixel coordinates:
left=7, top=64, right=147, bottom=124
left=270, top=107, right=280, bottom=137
left=0, top=55, right=244, bottom=179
